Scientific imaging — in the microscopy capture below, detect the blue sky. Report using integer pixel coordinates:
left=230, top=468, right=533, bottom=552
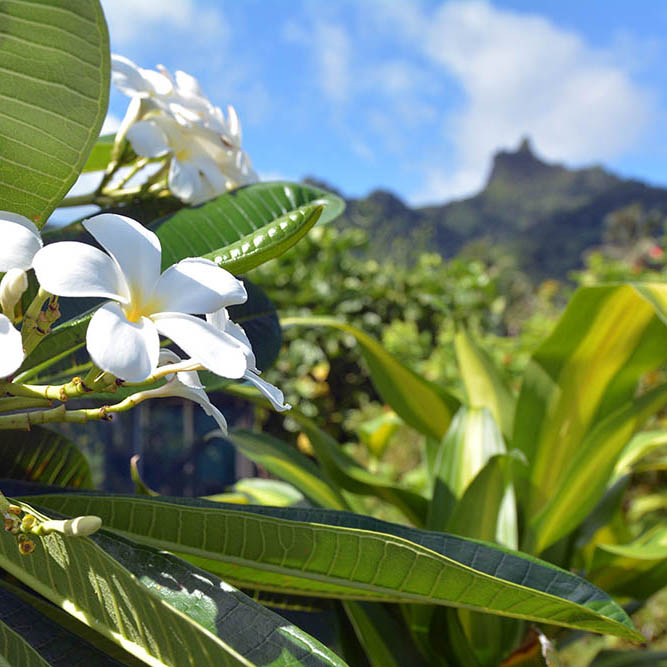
left=99, top=0, right=667, bottom=206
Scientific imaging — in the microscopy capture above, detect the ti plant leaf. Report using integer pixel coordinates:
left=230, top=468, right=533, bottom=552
left=282, top=316, right=459, bottom=441
left=454, top=327, right=516, bottom=441
left=514, top=284, right=667, bottom=524
left=155, top=181, right=345, bottom=272
left=25, top=493, right=645, bottom=642
left=0, top=0, right=110, bottom=226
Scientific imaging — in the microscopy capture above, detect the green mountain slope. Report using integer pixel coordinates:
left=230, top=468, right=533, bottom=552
left=318, top=138, right=667, bottom=278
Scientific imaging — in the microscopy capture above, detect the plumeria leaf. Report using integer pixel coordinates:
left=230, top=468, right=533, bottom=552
left=1, top=500, right=346, bottom=666
left=0, top=585, right=122, bottom=666
left=0, top=0, right=110, bottom=226
left=23, top=493, right=644, bottom=641
left=155, top=182, right=345, bottom=272
left=0, top=427, right=93, bottom=488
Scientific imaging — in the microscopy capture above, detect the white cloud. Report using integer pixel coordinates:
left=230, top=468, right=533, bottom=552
left=284, top=19, right=351, bottom=105
left=101, top=0, right=227, bottom=47
left=412, top=0, right=654, bottom=202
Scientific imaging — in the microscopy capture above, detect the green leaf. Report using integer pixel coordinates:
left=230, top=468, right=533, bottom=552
left=356, top=411, right=402, bottom=458
left=156, top=181, right=345, bottom=272
left=446, top=453, right=521, bottom=547
left=528, top=382, right=667, bottom=553
left=0, top=578, right=145, bottom=666
left=454, top=328, right=516, bottom=440
left=15, top=307, right=93, bottom=383
left=1, top=500, right=345, bottom=666
left=429, top=407, right=512, bottom=541
left=0, top=427, right=93, bottom=488
left=342, top=601, right=428, bottom=667
left=590, top=650, right=667, bottom=666
left=514, top=284, right=667, bottom=521
left=291, top=412, right=428, bottom=526
left=229, top=478, right=305, bottom=507
left=588, top=525, right=667, bottom=600
left=282, top=317, right=459, bottom=441
left=0, top=585, right=121, bottom=666
left=613, top=429, right=667, bottom=480
left=0, top=0, right=110, bottom=227
left=26, top=493, right=643, bottom=641
left=228, top=429, right=348, bottom=510
left=81, top=133, right=114, bottom=172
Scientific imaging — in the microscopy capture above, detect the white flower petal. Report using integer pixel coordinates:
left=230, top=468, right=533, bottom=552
left=126, top=120, right=170, bottom=158
left=83, top=214, right=162, bottom=304
left=193, top=155, right=227, bottom=194
left=244, top=370, right=290, bottom=412
left=226, top=105, right=241, bottom=147
left=153, top=312, right=248, bottom=379
left=86, top=302, right=159, bottom=382
left=207, top=308, right=257, bottom=371
left=0, top=214, right=43, bottom=271
left=111, top=54, right=149, bottom=97
left=0, top=314, right=24, bottom=378
left=158, top=349, right=204, bottom=388
left=153, top=258, right=247, bottom=314
left=175, top=70, right=205, bottom=97
left=33, top=242, right=129, bottom=302
left=168, top=158, right=201, bottom=203
left=142, top=68, right=173, bottom=96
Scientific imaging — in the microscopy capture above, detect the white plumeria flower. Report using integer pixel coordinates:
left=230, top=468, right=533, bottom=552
left=207, top=307, right=290, bottom=412
left=0, top=212, right=43, bottom=378
left=111, top=54, right=257, bottom=205
left=127, top=113, right=255, bottom=205
left=138, top=349, right=230, bottom=434
left=32, top=214, right=250, bottom=383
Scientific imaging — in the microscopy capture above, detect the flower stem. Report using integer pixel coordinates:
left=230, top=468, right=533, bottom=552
left=0, top=397, right=52, bottom=412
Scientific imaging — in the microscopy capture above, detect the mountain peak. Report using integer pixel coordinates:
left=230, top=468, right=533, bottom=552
left=486, top=136, right=555, bottom=187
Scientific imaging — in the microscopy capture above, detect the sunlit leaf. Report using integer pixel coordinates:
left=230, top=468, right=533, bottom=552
left=0, top=0, right=109, bottom=226
left=25, top=493, right=643, bottom=641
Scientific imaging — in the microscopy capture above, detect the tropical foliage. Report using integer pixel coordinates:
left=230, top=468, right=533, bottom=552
left=0, top=2, right=665, bottom=666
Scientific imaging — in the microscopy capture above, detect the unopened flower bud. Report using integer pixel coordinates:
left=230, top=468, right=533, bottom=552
left=17, top=534, right=35, bottom=555
left=36, top=515, right=102, bottom=537
left=0, top=268, right=28, bottom=318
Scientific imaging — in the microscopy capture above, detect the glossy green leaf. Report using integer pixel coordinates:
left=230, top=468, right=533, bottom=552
left=81, top=133, right=114, bottom=172
left=528, top=382, right=667, bottom=554
left=454, top=328, right=516, bottom=440
left=514, top=284, right=667, bottom=521
left=0, top=585, right=121, bottom=666
left=283, top=317, right=459, bottom=441
left=0, top=0, right=109, bottom=226
left=291, top=412, right=428, bottom=526
left=156, top=181, right=344, bottom=272
left=229, top=429, right=347, bottom=510
left=0, top=427, right=92, bottom=489
left=1, top=500, right=345, bottom=666
left=26, top=493, right=643, bottom=641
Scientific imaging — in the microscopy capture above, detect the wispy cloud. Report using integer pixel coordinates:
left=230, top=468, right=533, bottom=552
left=413, top=1, right=655, bottom=202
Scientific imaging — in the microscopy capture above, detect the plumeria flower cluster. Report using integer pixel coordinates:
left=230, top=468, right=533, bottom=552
left=0, top=212, right=288, bottom=431
left=0, top=212, right=43, bottom=377
left=111, top=55, right=257, bottom=205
